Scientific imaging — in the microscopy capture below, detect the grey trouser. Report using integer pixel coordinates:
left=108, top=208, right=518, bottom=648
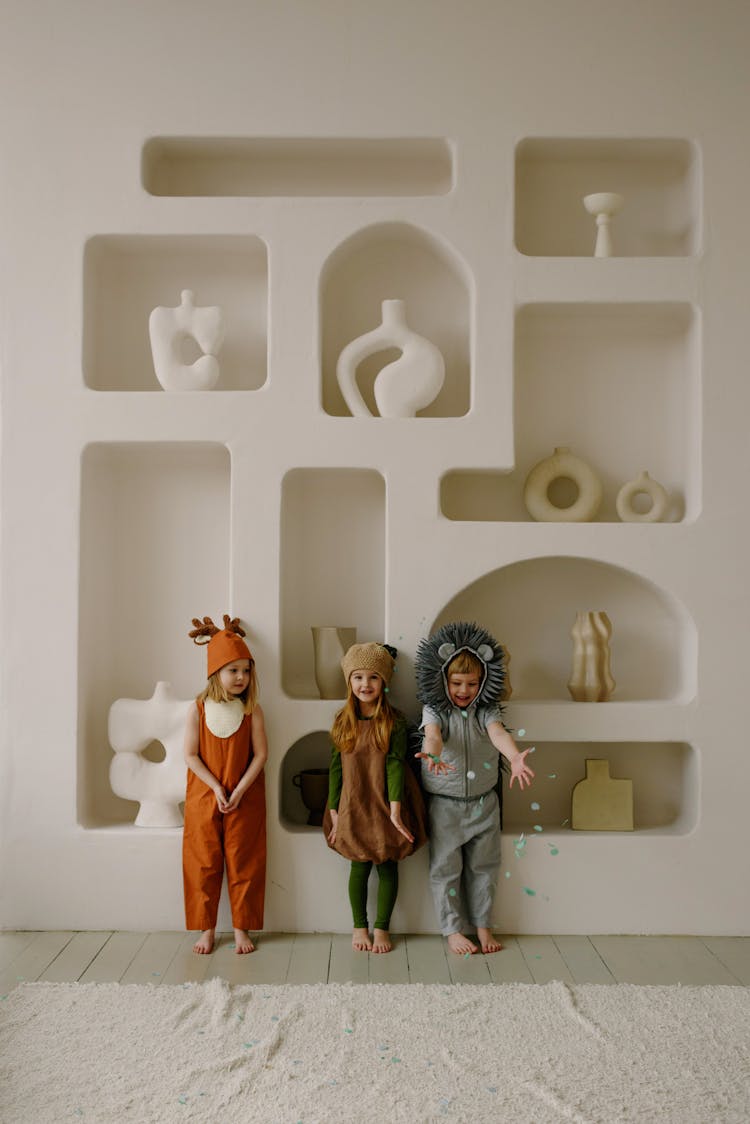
left=427, top=789, right=501, bottom=935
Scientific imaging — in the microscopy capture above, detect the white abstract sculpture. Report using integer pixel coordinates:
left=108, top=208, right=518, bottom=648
left=109, top=681, right=192, bottom=827
left=582, top=192, right=624, bottom=257
left=336, top=299, right=445, bottom=418
left=148, top=289, right=225, bottom=391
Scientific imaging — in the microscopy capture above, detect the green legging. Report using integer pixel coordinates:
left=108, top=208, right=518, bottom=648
left=348, top=859, right=399, bottom=930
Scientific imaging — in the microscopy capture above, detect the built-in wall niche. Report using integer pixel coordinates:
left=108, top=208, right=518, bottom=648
left=442, top=302, right=699, bottom=522
left=320, top=222, right=472, bottom=418
left=502, top=740, right=697, bottom=835
left=142, top=137, right=454, bottom=197
left=515, top=138, right=701, bottom=256
left=78, top=442, right=231, bottom=827
left=280, top=469, right=385, bottom=698
left=432, top=556, right=696, bottom=703
left=83, top=235, right=268, bottom=391
left=280, top=731, right=332, bottom=831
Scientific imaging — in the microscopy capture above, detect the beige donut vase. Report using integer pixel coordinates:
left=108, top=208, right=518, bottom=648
left=523, top=446, right=603, bottom=523
left=616, top=470, right=669, bottom=523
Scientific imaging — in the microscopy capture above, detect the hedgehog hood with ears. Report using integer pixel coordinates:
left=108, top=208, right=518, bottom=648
left=414, top=621, right=506, bottom=721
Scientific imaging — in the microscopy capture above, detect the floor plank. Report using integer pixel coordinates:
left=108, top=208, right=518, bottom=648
left=368, top=936, right=409, bottom=984
left=445, top=938, right=492, bottom=984
left=208, top=932, right=294, bottom=985
left=700, top=937, right=750, bottom=985
left=119, top=931, right=185, bottom=985
left=404, top=934, right=451, bottom=985
left=39, top=931, right=112, bottom=983
left=485, top=936, right=534, bottom=984
left=161, top=932, right=215, bottom=985
left=285, top=933, right=332, bottom=985
left=0, top=931, right=37, bottom=971
left=517, top=935, right=575, bottom=984
left=0, top=932, right=74, bottom=993
left=554, top=935, right=616, bottom=984
left=328, top=933, right=369, bottom=983
left=589, top=936, right=740, bottom=986
left=78, top=931, right=148, bottom=983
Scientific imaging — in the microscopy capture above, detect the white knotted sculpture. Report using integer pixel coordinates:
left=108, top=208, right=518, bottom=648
left=148, top=289, right=225, bottom=391
left=109, top=681, right=192, bottom=827
left=336, top=299, right=445, bottom=418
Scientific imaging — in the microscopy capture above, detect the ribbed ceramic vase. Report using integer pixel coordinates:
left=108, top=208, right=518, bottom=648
left=567, top=611, right=615, bottom=702
left=336, top=299, right=445, bottom=418
left=311, top=626, right=357, bottom=699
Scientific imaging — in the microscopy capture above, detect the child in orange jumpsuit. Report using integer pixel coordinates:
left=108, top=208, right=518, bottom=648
left=182, top=614, right=267, bottom=955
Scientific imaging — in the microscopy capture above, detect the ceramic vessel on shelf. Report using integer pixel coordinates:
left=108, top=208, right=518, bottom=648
left=149, top=289, right=225, bottom=391
left=616, top=470, right=670, bottom=522
left=571, top=759, right=633, bottom=831
left=568, top=610, right=615, bottom=702
left=293, top=768, right=330, bottom=826
left=523, top=446, right=603, bottom=522
left=311, top=626, right=357, bottom=698
left=582, top=192, right=624, bottom=257
left=336, top=299, right=445, bottom=418
left=109, top=681, right=192, bottom=826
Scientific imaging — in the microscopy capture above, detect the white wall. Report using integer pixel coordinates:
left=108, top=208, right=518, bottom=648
left=1, top=0, right=749, bottom=934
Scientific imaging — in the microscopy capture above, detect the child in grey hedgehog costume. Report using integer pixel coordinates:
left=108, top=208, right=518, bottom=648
left=414, top=621, right=535, bottom=956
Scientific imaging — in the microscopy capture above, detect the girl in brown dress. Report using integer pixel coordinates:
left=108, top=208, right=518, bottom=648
left=323, top=643, right=427, bottom=953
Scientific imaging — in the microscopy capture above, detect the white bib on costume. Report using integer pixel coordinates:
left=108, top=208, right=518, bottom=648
left=204, top=698, right=245, bottom=738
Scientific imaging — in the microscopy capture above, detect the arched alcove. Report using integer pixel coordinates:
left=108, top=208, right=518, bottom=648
left=432, top=555, right=696, bottom=702
left=320, top=221, right=472, bottom=417
left=280, top=731, right=331, bottom=831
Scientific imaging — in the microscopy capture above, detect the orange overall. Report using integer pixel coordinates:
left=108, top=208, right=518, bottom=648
left=182, top=699, right=267, bottom=931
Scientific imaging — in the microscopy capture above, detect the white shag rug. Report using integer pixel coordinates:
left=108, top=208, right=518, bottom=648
left=2, top=979, right=749, bottom=1123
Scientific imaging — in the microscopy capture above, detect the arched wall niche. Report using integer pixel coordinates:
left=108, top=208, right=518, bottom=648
left=431, top=555, right=696, bottom=703
left=319, top=221, right=472, bottom=418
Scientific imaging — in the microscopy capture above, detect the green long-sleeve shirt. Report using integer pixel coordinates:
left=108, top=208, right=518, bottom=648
left=328, top=718, right=407, bottom=811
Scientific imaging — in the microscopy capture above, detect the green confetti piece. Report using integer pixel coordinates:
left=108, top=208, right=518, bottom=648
left=561, top=819, right=569, bottom=827
left=533, top=825, right=543, bottom=832
left=483, top=761, right=492, bottom=770
left=531, top=802, right=540, bottom=811
left=236, top=1014, right=244, bottom=1021
left=487, top=1086, right=498, bottom=1093
left=271, top=1015, right=279, bottom=1022
left=463, top=951, right=471, bottom=959
left=548, top=773, right=557, bottom=779
left=504, top=871, right=511, bottom=878
left=549, top=847, right=559, bottom=856
left=344, top=1028, right=353, bottom=1034
left=448, top=888, right=457, bottom=897
left=178, top=1095, right=188, bottom=1104
left=391, top=1056, right=401, bottom=1063
left=461, top=710, right=468, bottom=718
left=517, top=728, right=526, bottom=737
left=522, top=887, right=536, bottom=896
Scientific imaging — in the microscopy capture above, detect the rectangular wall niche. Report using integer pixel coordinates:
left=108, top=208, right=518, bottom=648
left=142, top=137, right=454, bottom=197
left=78, top=442, right=231, bottom=827
left=281, top=469, right=385, bottom=698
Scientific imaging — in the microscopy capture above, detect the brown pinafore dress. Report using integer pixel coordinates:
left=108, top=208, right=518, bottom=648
left=182, top=698, right=266, bottom=930
left=323, top=720, right=428, bottom=864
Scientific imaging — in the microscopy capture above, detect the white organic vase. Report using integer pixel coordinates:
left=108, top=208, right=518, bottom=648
left=336, top=299, right=445, bottom=418
left=311, top=626, right=357, bottom=699
left=523, top=446, right=603, bottom=522
left=148, top=289, right=225, bottom=391
left=616, top=470, right=670, bottom=523
left=109, top=681, right=192, bottom=826
left=582, top=192, right=624, bottom=257
left=568, top=611, right=616, bottom=703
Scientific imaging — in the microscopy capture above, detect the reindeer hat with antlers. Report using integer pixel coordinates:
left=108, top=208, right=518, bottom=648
left=189, top=614, right=253, bottom=678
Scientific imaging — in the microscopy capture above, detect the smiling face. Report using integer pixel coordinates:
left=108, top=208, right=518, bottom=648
left=218, top=659, right=251, bottom=697
left=349, top=669, right=384, bottom=715
left=446, top=670, right=481, bottom=709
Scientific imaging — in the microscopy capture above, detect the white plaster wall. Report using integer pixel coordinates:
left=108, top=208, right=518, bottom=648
left=1, top=0, right=749, bottom=934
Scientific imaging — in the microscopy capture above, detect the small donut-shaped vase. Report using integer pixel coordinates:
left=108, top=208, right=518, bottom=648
left=523, top=447, right=602, bottom=522
left=616, top=470, right=669, bottom=523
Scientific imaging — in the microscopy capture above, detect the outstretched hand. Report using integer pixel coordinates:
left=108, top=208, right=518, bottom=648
left=509, top=749, right=535, bottom=790
left=414, top=751, right=456, bottom=776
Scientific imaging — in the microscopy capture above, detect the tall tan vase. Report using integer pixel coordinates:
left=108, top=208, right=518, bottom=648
left=311, top=626, right=357, bottom=699
left=567, top=610, right=615, bottom=702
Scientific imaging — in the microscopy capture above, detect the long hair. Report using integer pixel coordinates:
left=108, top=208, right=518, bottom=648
left=331, top=683, right=402, bottom=755
left=198, top=661, right=258, bottom=715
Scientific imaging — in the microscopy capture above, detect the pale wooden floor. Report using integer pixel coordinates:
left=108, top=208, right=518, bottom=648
left=2, top=932, right=749, bottom=993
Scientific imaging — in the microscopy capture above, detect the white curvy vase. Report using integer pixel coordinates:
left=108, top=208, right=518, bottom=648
left=148, top=289, right=225, bottom=391
left=311, top=626, right=357, bottom=699
left=109, top=681, right=192, bottom=827
left=568, top=611, right=616, bottom=703
left=336, top=299, right=445, bottom=418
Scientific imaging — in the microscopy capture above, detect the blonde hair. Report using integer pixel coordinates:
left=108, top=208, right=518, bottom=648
left=446, top=650, right=484, bottom=678
left=331, top=681, right=402, bottom=755
left=198, top=661, right=258, bottom=714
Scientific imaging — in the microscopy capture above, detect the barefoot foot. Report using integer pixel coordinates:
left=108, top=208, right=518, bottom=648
left=477, top=927, right=503, bottom=954
left=446, top=931, right=477, bottom=956
left=352, top=927, right=372, bottom=952
left=372, top=928, right=392, bottom=954
left=233, top=928, right=256, bottom=954
left=192, top=928, right=215, bottom=955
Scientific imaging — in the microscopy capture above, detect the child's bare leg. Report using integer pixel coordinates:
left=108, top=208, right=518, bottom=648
left=372, top=928, right=392, bottom=954
left=352, top=927, right=372, bottom=951
left=446, top=931, right=478, bottom=955
left=477, top=926, right=503, bottom=954
left=192, top=928, right=215, bottom=955
left=233, top=928, right=256, bottom=954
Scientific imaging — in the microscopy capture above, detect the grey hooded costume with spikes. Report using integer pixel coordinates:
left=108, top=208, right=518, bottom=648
left=415, top=622, right=507, bottom=937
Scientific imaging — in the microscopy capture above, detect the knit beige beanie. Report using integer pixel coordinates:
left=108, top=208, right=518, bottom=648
left=341, top=642, right=395, bottom=685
